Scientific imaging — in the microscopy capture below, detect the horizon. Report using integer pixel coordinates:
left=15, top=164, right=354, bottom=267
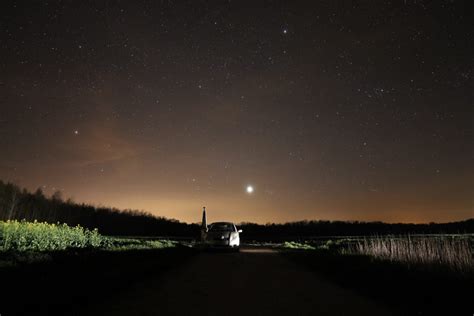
left=2, top=179, right=472, bottom=226
left=1, top=2, right=472, bottom=225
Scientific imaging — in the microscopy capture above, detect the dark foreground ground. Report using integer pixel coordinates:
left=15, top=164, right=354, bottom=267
left=0, top=246, right=472, bottom=316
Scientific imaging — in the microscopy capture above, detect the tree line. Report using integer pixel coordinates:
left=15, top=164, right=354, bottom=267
left=0, top=180, right=198, bottom=236
left=1, top=180, right=472, bottom=239
left=239, top=219, right=474, bottom=241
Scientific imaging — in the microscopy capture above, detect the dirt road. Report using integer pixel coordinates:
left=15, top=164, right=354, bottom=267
left=82, top=247, right=392, bottom=316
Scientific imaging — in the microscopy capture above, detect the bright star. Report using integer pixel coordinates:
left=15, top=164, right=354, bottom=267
left=246, top=185, right=254, bottom=194
left=283, top=29, right=288, bottom=34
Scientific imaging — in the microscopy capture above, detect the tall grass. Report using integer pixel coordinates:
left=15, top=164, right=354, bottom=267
left=282, top=241, right=316, bottom=250
left=0, top=220, right=103, bottom=252
left=351, top=235, right=473, bottom=273
left=0, top=220, right=178, bottom=255
left=106, top=237, right=177, bottom=251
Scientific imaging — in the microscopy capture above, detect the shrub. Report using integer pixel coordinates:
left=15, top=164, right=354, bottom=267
left=0, top=220, right=104, bottom=252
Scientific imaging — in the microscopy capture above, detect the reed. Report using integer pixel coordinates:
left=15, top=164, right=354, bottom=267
left=350, top=235, right=473, bottom=273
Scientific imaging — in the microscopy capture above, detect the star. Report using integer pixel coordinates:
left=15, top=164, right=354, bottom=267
left=246, top=185, right=254, bottom=194
left=74, top=130, right=79, bottom=135
left=283, top=29, right=288, bottom=34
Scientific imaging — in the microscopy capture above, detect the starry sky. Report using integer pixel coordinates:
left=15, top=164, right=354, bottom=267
left=1, top=1, right=472, bottom=224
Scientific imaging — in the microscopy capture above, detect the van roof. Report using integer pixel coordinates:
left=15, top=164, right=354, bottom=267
left=210, top=222, right=234, bottom=225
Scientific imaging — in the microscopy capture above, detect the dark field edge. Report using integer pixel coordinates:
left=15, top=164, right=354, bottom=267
left=281, top=250, right=474, bottom=316
left=0, top=246, right=197, bottom=316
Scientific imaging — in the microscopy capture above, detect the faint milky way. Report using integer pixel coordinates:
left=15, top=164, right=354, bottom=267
left=0, top=1, right=472, bottom=223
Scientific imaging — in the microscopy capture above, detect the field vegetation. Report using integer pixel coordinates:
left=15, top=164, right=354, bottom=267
left=106, top=237, right=177, bottom=251
left=1, top=220, right=103, bottom=252
left=281, top=241, right=316, bottom=250
left=348, top=235, right=473, bottom=274
left=282, top=235, right=473, bottom=274
left=282, top=238, right=473, bottom=316
left=0, top=220, right=177, bottom=265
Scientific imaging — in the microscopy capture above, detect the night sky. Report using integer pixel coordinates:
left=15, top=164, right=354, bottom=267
left=1, top=1, right=472, bottom=224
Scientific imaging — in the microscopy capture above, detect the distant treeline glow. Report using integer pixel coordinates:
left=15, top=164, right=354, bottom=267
left=0, top=180, right=472, bottom=238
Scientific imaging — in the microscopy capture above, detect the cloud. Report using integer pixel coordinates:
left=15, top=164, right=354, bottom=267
left=58, top=127, right=142, bottom=168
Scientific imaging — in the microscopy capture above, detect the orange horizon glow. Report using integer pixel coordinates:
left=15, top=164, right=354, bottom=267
left=5, top=176, right=472, bottom=225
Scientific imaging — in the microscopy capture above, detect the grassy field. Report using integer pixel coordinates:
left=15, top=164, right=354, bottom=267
left=0, top=220, right=177, bottom=267
left=280, top=235, right=474, bottom=274
left=3, top=220, right=472, bottom=274
left=347, top=235, right=473, bottom=274
left=0, top=243, right=195, bottom=316
left=0, top=220, right=103, bottom=252
left=280, top=235, right=473, bottom=315
left=0, top=221, right=472, bottom=315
